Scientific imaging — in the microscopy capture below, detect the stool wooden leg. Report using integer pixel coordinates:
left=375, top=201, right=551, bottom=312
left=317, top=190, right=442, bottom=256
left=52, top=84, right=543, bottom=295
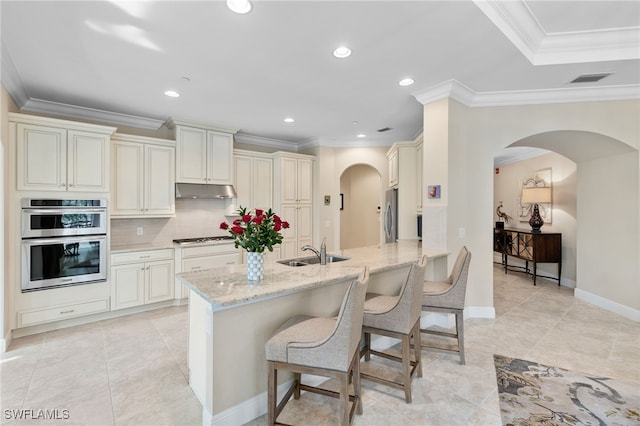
left=402, top=334, right=412, bottom=403
left=353, top=355, right=362, bottom=415
left=268, top=362, right=276, bottom=425
left=413, top=321, right=423, bottom=378
left=339, top=373, right=349, bottom=426
left=363, top=332, right=371, bottom=361
left=294, top=372, right=301, bottom=399
left=456, top=310, right=465, bottom=365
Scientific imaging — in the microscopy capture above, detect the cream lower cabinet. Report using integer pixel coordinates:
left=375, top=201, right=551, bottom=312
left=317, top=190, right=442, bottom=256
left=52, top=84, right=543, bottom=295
left=174, top=243, right=241, bottom=299
left=111, top=249, right=175, bottom=310
left=12, top=113, right=116, bottom=192
left=111, top=134, right=175, bottom=218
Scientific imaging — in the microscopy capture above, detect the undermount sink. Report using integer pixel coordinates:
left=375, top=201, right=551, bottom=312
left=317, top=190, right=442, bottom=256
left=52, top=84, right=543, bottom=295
left=277, top=255, right=350, bottom=267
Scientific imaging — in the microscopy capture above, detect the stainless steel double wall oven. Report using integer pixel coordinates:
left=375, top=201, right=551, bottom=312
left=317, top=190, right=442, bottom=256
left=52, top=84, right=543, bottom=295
left=21, top=199, right=107, bottom=292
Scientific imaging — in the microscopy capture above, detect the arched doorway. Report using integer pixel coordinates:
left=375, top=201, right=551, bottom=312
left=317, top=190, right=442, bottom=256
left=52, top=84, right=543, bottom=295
left=493, top=130, right=638, bottom=317
left=340, top=164, right=381, bottom=249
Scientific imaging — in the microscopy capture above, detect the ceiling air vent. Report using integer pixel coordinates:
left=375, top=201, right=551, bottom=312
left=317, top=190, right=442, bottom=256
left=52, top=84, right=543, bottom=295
left=570, top=73, right=612, bottom=83
left=377, top=127, right=392, bottom=133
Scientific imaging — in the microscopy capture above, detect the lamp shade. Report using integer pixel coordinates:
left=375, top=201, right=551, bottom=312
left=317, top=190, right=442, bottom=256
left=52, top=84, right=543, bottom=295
left=521, top=187, right=551, bottom=204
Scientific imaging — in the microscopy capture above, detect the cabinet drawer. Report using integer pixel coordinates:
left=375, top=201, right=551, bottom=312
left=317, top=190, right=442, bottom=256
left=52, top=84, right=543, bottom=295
left=182, top=243, right=237, bottom=258
left=111, top=248, right=174, bottom=265
left=18, top=299, right=109, bottom=327
left=182, top=253, right=240, bottom=272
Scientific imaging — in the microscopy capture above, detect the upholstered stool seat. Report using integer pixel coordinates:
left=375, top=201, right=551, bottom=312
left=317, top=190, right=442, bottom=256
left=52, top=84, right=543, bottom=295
left=265, top=268, right=369, bottom=426
left=421, top=246, right=471, bottom=365
left=360, top=256, right=427, bottom=403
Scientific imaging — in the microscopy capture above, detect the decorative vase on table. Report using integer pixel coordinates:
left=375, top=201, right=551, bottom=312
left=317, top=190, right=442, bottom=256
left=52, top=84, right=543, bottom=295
left=219, top=206, right=289, bottom=283
left=246, top=252, right=265, bottom=281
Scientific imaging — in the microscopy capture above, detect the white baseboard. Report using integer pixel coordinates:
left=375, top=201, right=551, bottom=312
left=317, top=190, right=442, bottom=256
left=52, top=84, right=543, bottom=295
left=0, top=329, right=11, bottom=353
left=575, top=288, right=640, bottom=322
left=466, top=306, right=496, bottom=319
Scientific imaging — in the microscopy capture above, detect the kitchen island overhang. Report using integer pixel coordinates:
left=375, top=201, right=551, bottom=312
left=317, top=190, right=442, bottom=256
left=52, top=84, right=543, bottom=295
left=177, top=241, right=448, bottom=425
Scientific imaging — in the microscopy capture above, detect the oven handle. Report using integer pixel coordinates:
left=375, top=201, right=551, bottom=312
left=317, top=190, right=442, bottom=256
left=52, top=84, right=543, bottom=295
left=21, top=235, right=107, bottom=245
left=22, top=208, right=107, bottom=214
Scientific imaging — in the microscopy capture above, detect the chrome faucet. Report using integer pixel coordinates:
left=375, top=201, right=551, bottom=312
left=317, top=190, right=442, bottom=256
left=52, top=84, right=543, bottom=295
left=301, top=239, right=327, bottom=265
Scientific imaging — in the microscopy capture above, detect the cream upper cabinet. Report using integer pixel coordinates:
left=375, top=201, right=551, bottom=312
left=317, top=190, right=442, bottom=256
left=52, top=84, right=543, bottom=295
left=233, top=150, right=273, bottom=210
left=273, top=152, right=314, bottom=259
left=12, top=114, right=116, bottom=192
left=387, top=148, right=399, bottom=188
left=168, top=119, right=237, bottom=185
left=416, top=138, right=424, bottom=211
left=111, top=133, right=175, bottom=218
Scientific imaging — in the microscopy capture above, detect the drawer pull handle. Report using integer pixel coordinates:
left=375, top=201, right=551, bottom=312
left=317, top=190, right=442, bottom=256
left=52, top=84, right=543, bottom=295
left=192, top=266, right=201, bottom=270
left=60, top=309, right=75, bottom=314
left=139, top=255, right=151, bottom=259
left=226, top=261, right=234, bottom=264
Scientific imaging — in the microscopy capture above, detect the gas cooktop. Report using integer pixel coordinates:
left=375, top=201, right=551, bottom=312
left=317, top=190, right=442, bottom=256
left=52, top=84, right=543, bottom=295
left=173, top=236, right=235, bottom=245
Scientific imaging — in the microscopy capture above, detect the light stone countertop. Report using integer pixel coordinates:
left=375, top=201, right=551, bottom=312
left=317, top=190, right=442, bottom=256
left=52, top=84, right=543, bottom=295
left=177, top=240, right=448, bottom=310
left=110, top=241, right=177, bottom=254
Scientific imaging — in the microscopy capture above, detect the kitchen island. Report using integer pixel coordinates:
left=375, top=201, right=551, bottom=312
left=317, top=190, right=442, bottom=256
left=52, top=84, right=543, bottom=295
left=177, top=241, right=448, bottom=425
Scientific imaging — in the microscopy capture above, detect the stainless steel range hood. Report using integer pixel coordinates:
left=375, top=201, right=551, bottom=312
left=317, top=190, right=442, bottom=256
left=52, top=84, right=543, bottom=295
left=175, top=183, right=237, bottom=199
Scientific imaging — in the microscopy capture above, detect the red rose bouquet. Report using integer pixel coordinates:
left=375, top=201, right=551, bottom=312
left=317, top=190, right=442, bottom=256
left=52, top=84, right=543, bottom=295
left=219, top=206, right=289, bottom=253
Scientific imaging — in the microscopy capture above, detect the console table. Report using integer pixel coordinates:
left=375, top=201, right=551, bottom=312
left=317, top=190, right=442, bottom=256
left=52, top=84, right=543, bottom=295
left=494, top=228, right=561, bottom=285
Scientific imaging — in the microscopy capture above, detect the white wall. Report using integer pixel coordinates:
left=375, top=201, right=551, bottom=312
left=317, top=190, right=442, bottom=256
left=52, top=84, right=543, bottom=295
left=313, top=145, right=389, bottom=252
left=422, top=98, right=639, bottom=319
left=493, top=152, right=577, bottom=285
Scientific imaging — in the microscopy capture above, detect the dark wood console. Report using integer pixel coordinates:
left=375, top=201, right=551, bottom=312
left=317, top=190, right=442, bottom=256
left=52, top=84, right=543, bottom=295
left=493, top=228, right=561, bottom=285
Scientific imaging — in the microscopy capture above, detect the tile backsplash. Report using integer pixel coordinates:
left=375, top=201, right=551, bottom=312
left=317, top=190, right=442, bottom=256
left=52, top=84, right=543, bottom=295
left=110, top=199, right=239, bottom=247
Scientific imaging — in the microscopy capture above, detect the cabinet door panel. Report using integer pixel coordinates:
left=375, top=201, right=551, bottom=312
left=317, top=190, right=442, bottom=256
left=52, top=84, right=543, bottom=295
left=253, top=157, right=273, bottom=210
left=68, top=130, right=109, bottom=192
left=17, top=124, right=66, bottom=191
left=296, top=159, right=313, bottom=204
left=280, top=157, right=298, bottom=203
left=146, top=260, right=174, bottom=303
left=111, top=142, right=144, bottom=215
left=176, top=126, right=208, bottom=183
left=296, top=205, right=313, bottom=243
left=280, top=205, right=298, bottom=241
left=234, top=155, right=253, bottom=209
left=111, top=264, right=145, bottom=310
left=208, top=131, right=233, bottom=184
left=146, top=144, right=175, bottom=215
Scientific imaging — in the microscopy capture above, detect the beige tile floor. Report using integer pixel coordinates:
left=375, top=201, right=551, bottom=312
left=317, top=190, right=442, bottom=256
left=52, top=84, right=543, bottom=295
left=2, top=266, right=639, bottom=425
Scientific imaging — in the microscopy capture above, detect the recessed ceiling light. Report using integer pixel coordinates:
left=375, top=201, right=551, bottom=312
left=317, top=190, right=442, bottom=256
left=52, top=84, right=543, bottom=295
left=357, top=134, right=366, bottom=138
left=333, top=46, right=352, bottom=59
left=398, top=78, right=414, bottom=86
left=164, top=90, right=180, bottom=98
left=284, top=117, right=294, bottom=123
left=227, top=0, right=251, bottom=14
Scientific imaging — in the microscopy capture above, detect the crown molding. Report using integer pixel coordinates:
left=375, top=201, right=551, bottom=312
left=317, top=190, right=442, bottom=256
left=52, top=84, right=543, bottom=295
left=473, top=0, right=640, bottom=65
left=21, top=98, right=165, bottom=130
left=234, top=133, right=298, bottom=151
left=413, top=79, right=640, bottom=107
left=1, top=40, right=29, bottom=107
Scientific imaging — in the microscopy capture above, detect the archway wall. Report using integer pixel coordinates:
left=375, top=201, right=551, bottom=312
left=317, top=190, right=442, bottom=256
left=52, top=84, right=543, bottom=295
left=307, top=145, right=388, bottom=252
left=422, top=98, right=639, bottom=317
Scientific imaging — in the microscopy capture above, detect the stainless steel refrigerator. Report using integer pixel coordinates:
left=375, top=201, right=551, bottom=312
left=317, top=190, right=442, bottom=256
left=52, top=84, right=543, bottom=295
left=383, top=188, right=398, bottom=243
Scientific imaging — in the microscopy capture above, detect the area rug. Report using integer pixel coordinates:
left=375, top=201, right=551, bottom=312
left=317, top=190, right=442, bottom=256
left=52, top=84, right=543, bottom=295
left=494, top=354, right=640, bottom=425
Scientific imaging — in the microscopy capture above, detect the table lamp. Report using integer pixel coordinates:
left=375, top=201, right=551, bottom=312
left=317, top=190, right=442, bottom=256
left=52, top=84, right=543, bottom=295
left=521, top=187, right=551, bottom=233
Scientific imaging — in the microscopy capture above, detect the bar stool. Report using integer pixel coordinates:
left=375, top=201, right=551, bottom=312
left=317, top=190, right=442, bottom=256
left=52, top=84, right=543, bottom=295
left=421, top=246, right=471, bottom=365
left=360, top=255, right=427, bottom=403
left=265, top=268, right=369, bottom=426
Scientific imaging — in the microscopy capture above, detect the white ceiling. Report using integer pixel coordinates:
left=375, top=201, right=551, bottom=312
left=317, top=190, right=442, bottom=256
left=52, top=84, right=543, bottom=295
left=2, top=1, right=639, bottom=155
